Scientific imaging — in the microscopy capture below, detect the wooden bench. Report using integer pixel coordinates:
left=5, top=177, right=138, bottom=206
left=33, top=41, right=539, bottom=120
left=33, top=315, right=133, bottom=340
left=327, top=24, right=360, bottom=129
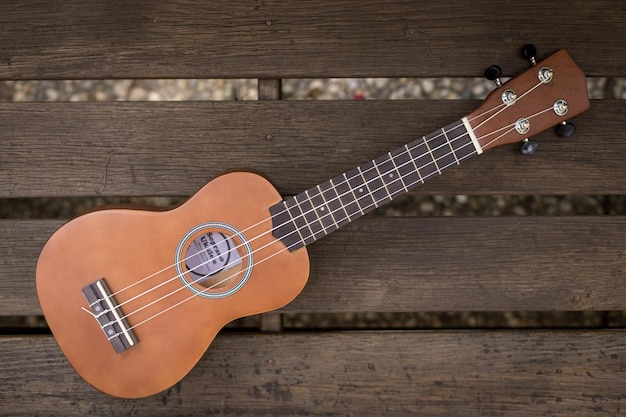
left=1, top=1, right=625, bottom=415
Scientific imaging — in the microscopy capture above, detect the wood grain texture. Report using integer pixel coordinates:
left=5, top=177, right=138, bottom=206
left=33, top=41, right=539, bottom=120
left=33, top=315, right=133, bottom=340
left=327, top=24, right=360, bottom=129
left=1, top=0, right=623, bottom=414
left=1, top=331, right=624, bottom=416
left=3, top=216, right=625, bottom=316
left=258, top=79, right=282, bottom=101
left=0, top=0, right=624, bottom=79
left=0, top=100, right=623, bottom=198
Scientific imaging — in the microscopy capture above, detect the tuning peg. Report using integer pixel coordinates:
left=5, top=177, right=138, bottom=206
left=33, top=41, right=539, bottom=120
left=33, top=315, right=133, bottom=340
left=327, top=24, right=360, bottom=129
left=521, top=44, right=538, bottom=66
left=555, top=121, right=576, bottom=138
left=484, top=65, right=503, bottom=87
left=520, top=138, right=538, bottom=155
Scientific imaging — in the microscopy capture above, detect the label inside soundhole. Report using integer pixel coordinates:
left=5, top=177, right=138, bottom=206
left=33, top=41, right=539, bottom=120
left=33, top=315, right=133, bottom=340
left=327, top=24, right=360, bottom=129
left=185, top=232, right=242, bottom=286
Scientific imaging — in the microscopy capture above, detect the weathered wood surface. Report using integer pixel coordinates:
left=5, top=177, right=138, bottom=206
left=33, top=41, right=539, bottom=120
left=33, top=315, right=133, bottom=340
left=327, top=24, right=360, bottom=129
left=1, top=1, right=623, bottom=415
left=3, top=216, right=625, bottom=316
left=0, top=0, right=624, bottom=79
left=1, top=331, right=624, bottom=416
left=0, top=100, right=623, bottom=198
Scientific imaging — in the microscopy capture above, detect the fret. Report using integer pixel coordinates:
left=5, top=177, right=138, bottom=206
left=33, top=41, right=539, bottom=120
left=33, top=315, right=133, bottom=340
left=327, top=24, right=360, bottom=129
left=296, top=192, right=327, bottom=239
left=356, top=165, right=379, bottom=209
left=270, top=118, right=478, bottom=251
left=287, top=196, right=315, bottom=245
left=404, top=144, right=424, bottom=185
left=393, top=145, right=423, bottom=190
left=447, top=121, right=477, bottom=160
left=373, top=154, right=405, bottom=198
left=371, top=158, right=393, bottom=200
left=407, top=140, right=439, bottom=181
left=332, top=175, right=362, bottom=219
left=345, top=168, right=375, bottom=211
left=269, top=201, right=303, bottom=250
left=283, top=199, right=307, bottom=245
left=426, top=124, right=461, bottom=171
left=425, top=133, right=452, bottom=174
left=316, top=184, right=340, bottom=229
left=456, top=138, right=477, bottom=161
left=319, top=180, right=351, bottom=228
left=342, top=172, right=366, bottom=216
left=422, top=135, right=441, bottom=175
left=388, top=151, right=409, bottom=192
left=307, top=189, right=338, bottom=234
left=360, top=161, right=391, bottom=208
left=441, top=126, right=459, bottom=165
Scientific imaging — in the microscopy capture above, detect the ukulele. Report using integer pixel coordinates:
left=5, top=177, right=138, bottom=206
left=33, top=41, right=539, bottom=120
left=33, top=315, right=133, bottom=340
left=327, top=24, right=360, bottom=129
left=36, top=47, right=590, bottom=398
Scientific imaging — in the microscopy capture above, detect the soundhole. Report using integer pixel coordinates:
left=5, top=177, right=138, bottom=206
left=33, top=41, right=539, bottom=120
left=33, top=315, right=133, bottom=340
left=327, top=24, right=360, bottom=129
left=175, top=222, right=253, bottom=299
left=185, top=231, right=243, bottom=288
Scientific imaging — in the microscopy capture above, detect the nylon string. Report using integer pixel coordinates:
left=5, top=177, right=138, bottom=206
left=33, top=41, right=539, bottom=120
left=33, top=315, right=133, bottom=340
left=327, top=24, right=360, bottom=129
left=94, top=121, right=471, bottom=312
left=101, top=142, right=478, bottom=340
left=91, top=104, right=553, bottom=340
left=99, top=77, right=539, bottom=304
left=85, top=125, right=476, bottom=338
left=83, top=84, right=550, bottom=340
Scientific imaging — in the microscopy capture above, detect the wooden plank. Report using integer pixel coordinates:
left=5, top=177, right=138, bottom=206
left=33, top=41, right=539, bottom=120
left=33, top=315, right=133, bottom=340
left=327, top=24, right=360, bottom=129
left=3, top=216, right=625, bottom=316
left=295, top=216, right=626, bottom=313
left=0, top=1, right=623, bottom=79
left=258, top=79, right=282, bottom=101
left=1, top=331, right=624, bottom=416
left=0, top=100, right=623, bottom=198
left=0, top=220, right=59, bottom=316
left=257, top=79, right=284, bottom=331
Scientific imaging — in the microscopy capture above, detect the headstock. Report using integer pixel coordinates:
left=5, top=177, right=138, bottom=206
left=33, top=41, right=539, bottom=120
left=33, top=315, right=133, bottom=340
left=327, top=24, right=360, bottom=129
left=467, top=48, right=590, bottom=153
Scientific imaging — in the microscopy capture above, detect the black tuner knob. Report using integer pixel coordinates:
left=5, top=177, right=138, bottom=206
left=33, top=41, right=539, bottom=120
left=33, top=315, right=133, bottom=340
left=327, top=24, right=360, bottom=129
left=521, top=44, right=537, bottom=65
left=556, top=121, right=576, bottom=138
left=484, top=65, right=503, bottom=87
left=520, top=139, right=538, bottom=155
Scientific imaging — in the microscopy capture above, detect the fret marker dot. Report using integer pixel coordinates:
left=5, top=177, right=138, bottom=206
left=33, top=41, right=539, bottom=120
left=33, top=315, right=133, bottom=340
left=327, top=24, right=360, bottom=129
left=359, top=188, right=364, bottom=193
left=320, top=207, right=325, bottom=211
left=107, top=329, right=114, bottom=335
left=94, top=305, right=101, bottom=312
left=389, top=173, right=394, bottom=178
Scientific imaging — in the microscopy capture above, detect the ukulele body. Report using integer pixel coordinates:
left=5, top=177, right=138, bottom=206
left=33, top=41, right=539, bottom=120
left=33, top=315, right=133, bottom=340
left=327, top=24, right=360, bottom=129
left=36, top=171, right=309, bottom=398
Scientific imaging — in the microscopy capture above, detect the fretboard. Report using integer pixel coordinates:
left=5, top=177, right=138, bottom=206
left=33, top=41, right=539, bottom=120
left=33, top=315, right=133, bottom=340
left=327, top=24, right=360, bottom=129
left=270, top=118, right=480, bottom=251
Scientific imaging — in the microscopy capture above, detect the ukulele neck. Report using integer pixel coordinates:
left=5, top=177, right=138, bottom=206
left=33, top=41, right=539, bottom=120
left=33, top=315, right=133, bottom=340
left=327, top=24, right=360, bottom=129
left=270, top=117, right=482, bottom=251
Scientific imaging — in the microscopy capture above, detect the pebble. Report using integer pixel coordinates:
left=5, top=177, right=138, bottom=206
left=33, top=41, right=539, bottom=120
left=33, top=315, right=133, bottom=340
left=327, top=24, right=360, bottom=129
left=419, top=200, right=436, bottom=214
left=421, top=78, right=435, bottom=95
left=94, top=90, right=109, bottom=101
left=45, top=88, right=60, bottom=100
left=148, top=91, right=161, bottom=101
left=455, top=195, right=468, bottom=204
left=128, top=86, right=148, bottom=101
left=113, top=80, right=132, bottom=99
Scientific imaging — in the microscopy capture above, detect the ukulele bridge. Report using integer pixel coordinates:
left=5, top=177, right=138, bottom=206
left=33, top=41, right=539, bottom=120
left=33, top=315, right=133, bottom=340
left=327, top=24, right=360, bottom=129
left=82, top=278, right=138, bottom=353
